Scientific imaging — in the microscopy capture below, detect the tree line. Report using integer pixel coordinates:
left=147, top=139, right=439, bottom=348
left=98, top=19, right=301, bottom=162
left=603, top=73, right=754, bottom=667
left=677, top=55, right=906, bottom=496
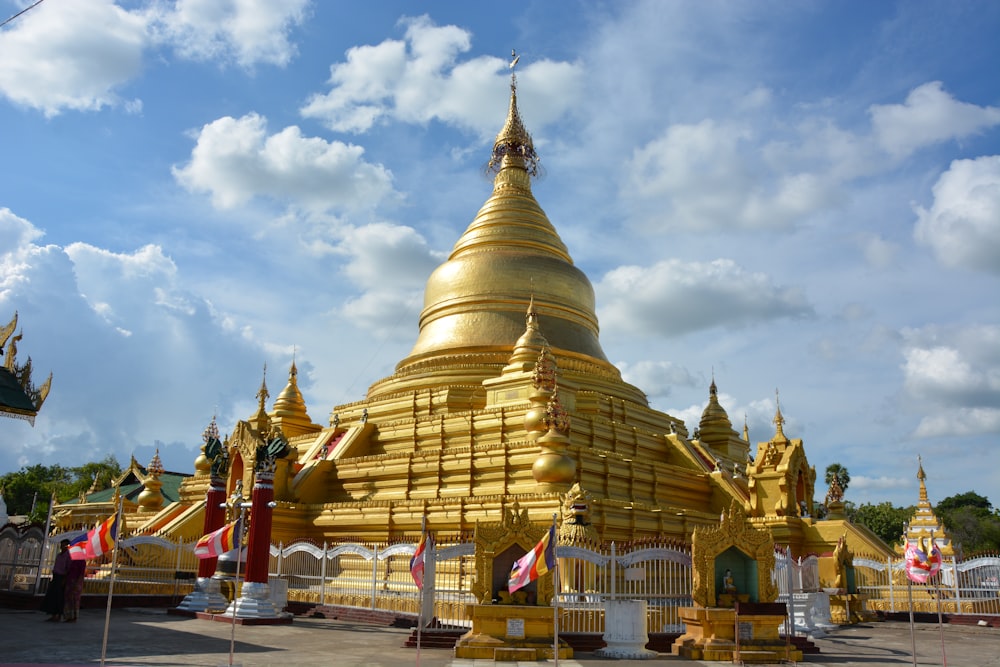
left=0, top=456, right=122, bottom=524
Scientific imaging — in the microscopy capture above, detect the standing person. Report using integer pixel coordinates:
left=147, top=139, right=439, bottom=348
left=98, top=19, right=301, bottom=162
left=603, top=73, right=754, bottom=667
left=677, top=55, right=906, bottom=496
left=62, top=553, right=86, bottom=622
left=40, top=540, right=70, bottom=622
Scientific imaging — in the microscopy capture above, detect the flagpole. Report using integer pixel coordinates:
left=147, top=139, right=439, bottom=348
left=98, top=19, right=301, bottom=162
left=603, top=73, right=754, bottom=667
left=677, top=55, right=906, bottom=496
left=229, top=504, right=248, bottom=666
left=33, top=492, right=57, bottom=595
left=100, top=497, right=124, bottom=667
left=906, top=575, right=917, bottom=667
left=415, top=515, right=426, bottom=667
left=551, top=513, right=559, bottom=667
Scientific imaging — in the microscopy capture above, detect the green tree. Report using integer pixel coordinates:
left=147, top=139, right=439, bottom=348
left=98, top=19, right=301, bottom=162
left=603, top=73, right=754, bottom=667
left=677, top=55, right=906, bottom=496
left=0, top=456, right=121, bottom=524
left=849, top=501, right=914, bottom=547
left=824, top=463, right=850, bottom=494
left=935, top=492, right=1000, bottom=554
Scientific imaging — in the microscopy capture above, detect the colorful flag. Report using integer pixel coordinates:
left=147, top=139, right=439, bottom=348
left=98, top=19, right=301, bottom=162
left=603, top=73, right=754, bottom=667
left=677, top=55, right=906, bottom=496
left=508, top=524, right=556, bottom=593
left=410, top=532, right=428, bottom=589
left=194, top=518, right=241, bottom=559
left=904, top=539, right=943, bottom=584
left=69, top=513, right=119, bottom=561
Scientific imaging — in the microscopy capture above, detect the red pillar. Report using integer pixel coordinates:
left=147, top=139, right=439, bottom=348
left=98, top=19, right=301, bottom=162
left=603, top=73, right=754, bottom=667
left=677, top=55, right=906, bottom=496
left=244, top=469, right=274, bottom=585
left=197, top=476, right=227, bottom=578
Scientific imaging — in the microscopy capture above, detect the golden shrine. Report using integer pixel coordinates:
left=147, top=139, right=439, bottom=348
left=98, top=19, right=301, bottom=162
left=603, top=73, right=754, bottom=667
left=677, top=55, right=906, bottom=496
left=673, top=502, right=802, bottom=662
left=52, top=60, right=894, bottom=617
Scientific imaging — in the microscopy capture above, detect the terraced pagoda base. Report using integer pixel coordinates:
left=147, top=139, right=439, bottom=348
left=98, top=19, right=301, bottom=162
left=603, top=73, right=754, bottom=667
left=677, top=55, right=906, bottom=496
left=454, top=604, right=573, bottom=661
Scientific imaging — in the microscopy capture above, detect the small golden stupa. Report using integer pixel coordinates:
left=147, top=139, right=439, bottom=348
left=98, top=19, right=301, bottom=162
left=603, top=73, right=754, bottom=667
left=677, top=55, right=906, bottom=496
left=898, top=456, right=956, bottom=558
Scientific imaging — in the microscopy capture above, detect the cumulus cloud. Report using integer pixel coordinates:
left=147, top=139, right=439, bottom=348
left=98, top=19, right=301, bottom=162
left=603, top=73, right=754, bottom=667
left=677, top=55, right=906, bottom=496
left=870, top=82, right=1000, bottom=159
left=0, top=210, right=267, bottom=475
left=901, top=325, right=1000, bottom=438
left=617, top=360, right=697, bottom=399
left=149, top=0, right=310, bottom=69
left=914, top=156, right=1000, bottom=274
left=0, top=0, right=146, bottom=116
left=333, top=223, right=441, bottom=338
left=596, top=258, right=812, bottom=338
left=301, top=15, right=583, bottom=136
left=172, top=113, right=396, bottom=212
left=624, top=119, right=838, bottom=231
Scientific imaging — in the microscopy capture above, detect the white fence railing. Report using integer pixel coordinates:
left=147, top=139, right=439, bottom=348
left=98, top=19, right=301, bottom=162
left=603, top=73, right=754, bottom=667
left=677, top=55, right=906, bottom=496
left=854, top=553, right=1000, bottom=616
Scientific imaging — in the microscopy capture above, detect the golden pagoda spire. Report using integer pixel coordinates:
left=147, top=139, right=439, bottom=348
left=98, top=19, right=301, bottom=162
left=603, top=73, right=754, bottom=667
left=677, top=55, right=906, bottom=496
left=917, top=454, right=928, bottom=503
left=488, top=50, right=539, bottom=177
left=772, top=388, right=787, bottom=441
left=270, top=357, right=319, bottom=438
left=250, top=364, right=272, bottom=432
left=388, top=53, right=619, bottom=395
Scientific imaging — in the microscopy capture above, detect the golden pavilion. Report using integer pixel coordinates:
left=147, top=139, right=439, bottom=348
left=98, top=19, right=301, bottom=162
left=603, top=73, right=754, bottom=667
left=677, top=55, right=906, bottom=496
left=54, top=69, right=893, bottom=578
left=0, top=312, right=51, bottom=426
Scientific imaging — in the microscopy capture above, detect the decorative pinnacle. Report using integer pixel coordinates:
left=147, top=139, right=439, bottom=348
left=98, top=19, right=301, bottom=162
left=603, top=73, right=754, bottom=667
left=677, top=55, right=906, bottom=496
left=532, top=346, right=557, bottom=392
left=202, top=415, right=220, bottom=444
left=147, top=449, right=165, bottom=478
left=256, top=363, right=269, bottom=409
left=543, top=385, right=571, bottom=435
left=773, top=388, right=785, bottom=438
left=488, top=49, right=539, bottom=177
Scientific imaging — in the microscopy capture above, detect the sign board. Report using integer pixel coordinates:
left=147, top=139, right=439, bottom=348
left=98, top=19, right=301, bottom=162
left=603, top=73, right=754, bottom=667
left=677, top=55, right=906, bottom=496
left=624, top=566, right=644, bottom=582
left=738, top=622, right=753, bottom=641
left=506, top=618, right=525, bottom=639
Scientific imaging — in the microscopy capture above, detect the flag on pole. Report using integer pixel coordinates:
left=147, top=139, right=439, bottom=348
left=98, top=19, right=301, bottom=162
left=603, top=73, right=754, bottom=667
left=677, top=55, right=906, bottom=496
left=410, top=531, right=428, bottom=589
left=509, top=524, right=556, bottom=593
left=69, top=513, right=119, bottom=560
left=194, top=518, right=241, bottom=559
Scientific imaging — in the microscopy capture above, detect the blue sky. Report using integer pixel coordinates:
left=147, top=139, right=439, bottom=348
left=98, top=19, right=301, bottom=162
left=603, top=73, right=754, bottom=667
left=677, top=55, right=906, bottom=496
left=1, top=1, right=998, bottom=511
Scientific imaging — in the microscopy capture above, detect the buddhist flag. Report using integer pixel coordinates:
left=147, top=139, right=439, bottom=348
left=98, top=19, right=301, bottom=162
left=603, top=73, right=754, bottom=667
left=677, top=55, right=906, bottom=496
left=508, top=524, right=556, bottom=593
left=69, top=513, right=119, bottom=560
left=410, top=531, right=429, bottom=589
left=194, top=518, right=241, bottom=559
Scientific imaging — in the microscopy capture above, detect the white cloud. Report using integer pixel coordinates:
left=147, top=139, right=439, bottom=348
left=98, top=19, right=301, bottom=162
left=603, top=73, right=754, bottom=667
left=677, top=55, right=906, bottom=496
left=172, top=113, right=396, bottom=212
left=870, top=82, right=1000, bottom=159
left=901, top=325, right=1000, bottom=438
left=596, top=258, right=812, bottom=338
left=624, top=119, right=837, bottom=231
left=150, top=0, right=310, bottom=68
left=0, top=0, right=146, bottom=116
left=0, top=211, right=269, bottom=475
left=339, top=223, right=441, bottom=290
left=301, top=15, right=583, bottom=136
left=914, top=156, right=1000, bottom=274
left=617, top=360, right=697, bottom=400
left=860, top=234, right=898, bottom=269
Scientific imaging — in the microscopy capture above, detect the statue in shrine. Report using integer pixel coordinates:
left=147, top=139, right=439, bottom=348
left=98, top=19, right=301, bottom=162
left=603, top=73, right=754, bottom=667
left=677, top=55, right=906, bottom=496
left=724, top=569, right=738, bottom=595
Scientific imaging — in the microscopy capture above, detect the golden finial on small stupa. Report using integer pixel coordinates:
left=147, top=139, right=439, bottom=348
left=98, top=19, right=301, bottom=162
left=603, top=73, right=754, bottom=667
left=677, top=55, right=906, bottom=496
left=773, top=388, right=786, bottom=439
left=256, top=363, right=269, bottom=409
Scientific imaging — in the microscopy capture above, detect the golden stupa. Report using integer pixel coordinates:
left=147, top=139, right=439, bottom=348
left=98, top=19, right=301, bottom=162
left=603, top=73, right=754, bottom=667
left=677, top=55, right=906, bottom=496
left=55, top=66, right=893, bottom=575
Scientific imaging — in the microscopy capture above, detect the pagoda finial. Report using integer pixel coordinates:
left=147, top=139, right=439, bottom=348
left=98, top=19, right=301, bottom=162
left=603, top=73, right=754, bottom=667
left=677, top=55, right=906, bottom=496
left=488, top=49, right=539, bottom=177
left=743, top=413, right=749, bottom=442
left=773, top=388, right=786, bottom=438
left=917, top=454, right=928, bottom=503
left=256, top=363, right=269, bottom=410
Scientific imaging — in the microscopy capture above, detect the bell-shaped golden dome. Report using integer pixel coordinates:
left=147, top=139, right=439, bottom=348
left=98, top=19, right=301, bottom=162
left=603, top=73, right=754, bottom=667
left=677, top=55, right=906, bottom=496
left=395, top=78, right=609, bottom=376
left=269, top=360, right=319, bottom=438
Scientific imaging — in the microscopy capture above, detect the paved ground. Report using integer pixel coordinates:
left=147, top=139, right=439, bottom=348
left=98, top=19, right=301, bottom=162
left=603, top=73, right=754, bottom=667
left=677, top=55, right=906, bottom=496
left=0, top=608, right=997, bottom=666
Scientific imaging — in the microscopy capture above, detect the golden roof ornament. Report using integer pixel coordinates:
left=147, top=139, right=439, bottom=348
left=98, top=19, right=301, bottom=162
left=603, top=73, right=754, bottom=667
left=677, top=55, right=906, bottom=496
left=532, top=346, right=557, bottom=392
left=543, top=385, right=571, bottom=435
left=147, top=449, right=165, bottom=478
left=772, top=388, right=788, bottom=442
left=487, top=50, right=540, bottom=177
